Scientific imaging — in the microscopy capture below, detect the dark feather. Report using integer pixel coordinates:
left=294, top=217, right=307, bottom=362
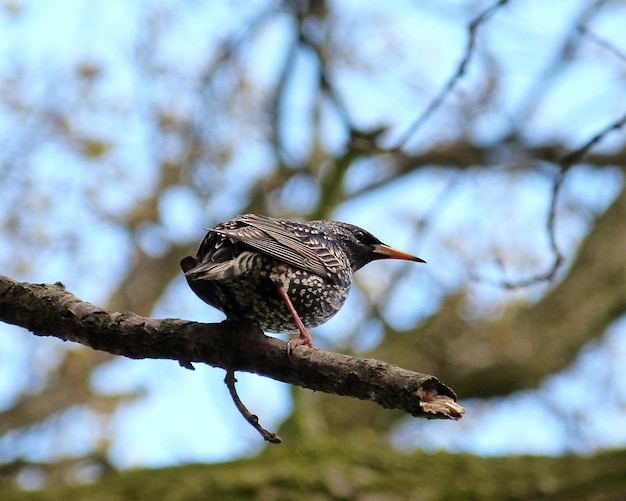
left=206, top=214, right=346, bottom=278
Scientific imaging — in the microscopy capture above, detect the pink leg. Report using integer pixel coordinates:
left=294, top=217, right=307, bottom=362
left=275, top=283, right=317, bottom=350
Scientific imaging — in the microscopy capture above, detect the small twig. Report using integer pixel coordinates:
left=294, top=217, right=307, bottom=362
left=559, top=112, right=626, bottom=169
left=487, top=166, right=567, bottom=289
left=178, top=359, right=195, bottom=370
left=392, top=0, right=510, bottom=150
left=477, top=110, right=626, bottom=289
left=579, top=25, right=626, bottom=63
left=542, top=110, right=626, bottom=280
left=224, top=369, right=282, bottom=444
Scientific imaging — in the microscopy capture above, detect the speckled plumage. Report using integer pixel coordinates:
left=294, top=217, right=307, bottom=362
left=181, top=214, right=424, bottom=349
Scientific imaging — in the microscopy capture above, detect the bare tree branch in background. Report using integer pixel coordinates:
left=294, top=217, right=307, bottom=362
left=393, top=0, right=510, bottom=149
left=488, top=110, right=626, bottom=288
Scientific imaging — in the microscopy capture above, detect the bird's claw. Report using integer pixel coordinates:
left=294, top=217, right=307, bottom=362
left=286, top=335, right=318, bottom=360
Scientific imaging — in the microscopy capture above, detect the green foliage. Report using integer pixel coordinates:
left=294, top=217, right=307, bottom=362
left=5, top=445, right=626, bottom=500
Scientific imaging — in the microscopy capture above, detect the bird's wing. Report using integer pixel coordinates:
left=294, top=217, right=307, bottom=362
left=211, top=214, right=346, bottom=278
left=183, top=230, right=252, bottom=281
left=183, top=257, right=244, bottom=281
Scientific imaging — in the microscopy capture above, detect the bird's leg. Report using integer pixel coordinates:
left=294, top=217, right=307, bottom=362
left=275, top=283, right=317, bottom=350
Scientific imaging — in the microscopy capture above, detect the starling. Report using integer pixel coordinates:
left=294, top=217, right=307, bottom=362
left=181, top=214, right=425, bottom=350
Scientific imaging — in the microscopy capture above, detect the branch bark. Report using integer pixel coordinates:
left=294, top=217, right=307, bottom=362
left=0, top=275, right=464, bottom=421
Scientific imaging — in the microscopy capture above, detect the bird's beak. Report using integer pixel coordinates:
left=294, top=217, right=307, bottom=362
left=372, top=243, right=426, bottom=263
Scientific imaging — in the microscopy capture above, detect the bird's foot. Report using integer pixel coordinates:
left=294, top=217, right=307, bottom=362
left=287, top=335, right=317, bottom=350
left=286, top=330, right=317, bottom=358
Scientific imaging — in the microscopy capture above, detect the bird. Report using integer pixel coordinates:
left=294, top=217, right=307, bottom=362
left=180, top=214, right=425, bottom=350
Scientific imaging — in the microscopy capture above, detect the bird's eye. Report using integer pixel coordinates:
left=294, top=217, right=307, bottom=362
left=355, top=230, right=376, bottom=244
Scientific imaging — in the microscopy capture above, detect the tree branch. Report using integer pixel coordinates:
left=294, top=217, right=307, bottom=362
left=224, top=369, right=282, bottom=443
left=392, top=0, right=510, bottom=149
left=0, top=275, right=464, bottom=421
left=377, top=185, right=626, bottom=398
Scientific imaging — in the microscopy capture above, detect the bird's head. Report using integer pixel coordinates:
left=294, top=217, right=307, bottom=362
left=314, top=221, right=425, bottom=272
